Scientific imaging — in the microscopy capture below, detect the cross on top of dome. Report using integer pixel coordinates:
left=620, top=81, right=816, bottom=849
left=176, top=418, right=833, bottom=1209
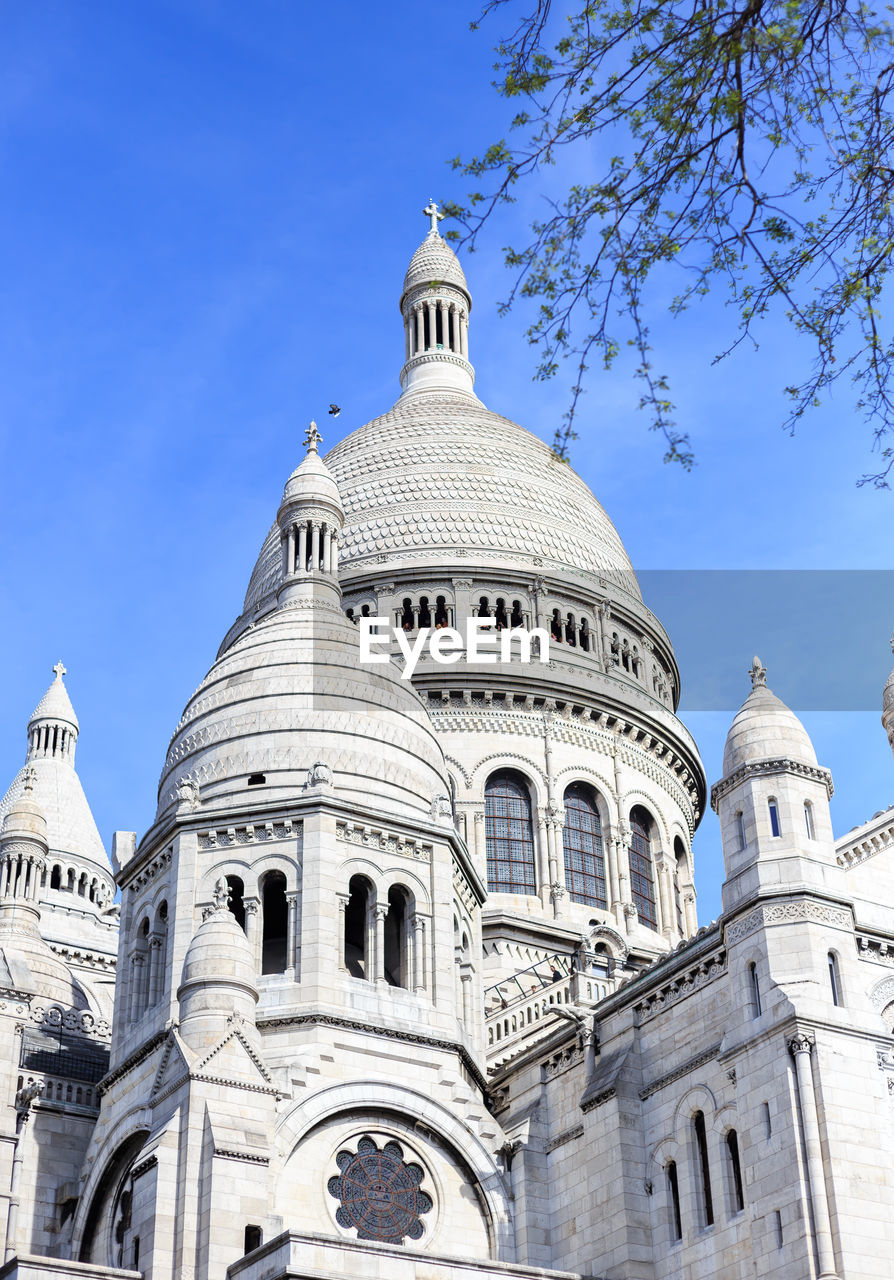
left=52, top=661, right=66, bottom=680
left=304, top=421, right=323, bottom=455
left=423, top=199, right=444, bottom=236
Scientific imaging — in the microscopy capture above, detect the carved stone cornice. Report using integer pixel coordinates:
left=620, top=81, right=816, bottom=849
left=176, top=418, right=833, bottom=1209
left=711, top=758, right=833, bottom=810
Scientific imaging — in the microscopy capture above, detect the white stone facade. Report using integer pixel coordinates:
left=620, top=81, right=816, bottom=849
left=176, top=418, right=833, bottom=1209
left=0, top=215, right=892, bottom=1280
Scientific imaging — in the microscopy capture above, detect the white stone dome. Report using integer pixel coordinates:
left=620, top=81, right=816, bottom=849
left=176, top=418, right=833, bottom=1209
left=282, top=444, right=343, bottom=510
left=157, top=598, right=449, bottom=825
left=402, top=231, right=469, bottom=301
left=723, top=670, right=817, bottom=776
left=242, top=397, right=641, bottom=613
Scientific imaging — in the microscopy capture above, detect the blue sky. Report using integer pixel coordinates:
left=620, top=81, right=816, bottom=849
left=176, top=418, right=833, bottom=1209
left=1, top=1, right=891, bottom=923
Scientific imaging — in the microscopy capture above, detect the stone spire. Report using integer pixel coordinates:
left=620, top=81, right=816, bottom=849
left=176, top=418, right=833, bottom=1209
left=398, top=202, right=476, bottom=398
left=27, top=661, right=79, bottom=765
left=276, top=422, right=345, bottom=606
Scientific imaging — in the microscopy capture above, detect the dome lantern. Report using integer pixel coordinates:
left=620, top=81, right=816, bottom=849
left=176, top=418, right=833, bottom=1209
left=276, top=421, right=345, bottom=606
left=27, top=661, right=79, bottom=766
left=398, top=202, right=476, bottom=399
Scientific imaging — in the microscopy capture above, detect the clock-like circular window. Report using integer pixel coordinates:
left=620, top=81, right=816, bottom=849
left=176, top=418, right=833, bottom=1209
left=327, top=1135, right=433, bottom=1245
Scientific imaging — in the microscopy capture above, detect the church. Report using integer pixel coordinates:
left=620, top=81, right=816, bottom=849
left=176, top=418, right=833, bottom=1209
left=0, top=208, right=893, bottom=1280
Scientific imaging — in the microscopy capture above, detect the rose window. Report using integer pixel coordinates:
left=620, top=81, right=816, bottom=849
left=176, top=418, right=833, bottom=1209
left=328, top=1135, right=433, bottom=1244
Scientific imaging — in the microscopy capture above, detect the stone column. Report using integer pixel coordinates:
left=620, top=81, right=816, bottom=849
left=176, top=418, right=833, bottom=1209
left=244, top=897, right=261, bottom=972
left=536, top=811, right=551, bottom=908
left=415, top=304, right=423, bottom=354
left=473, top=810, right=486, bottom=867
left=374, top=904, right=389, bottom=984
left=460, top=964, right=473, bottom=1024
left=287, top=525, right=296, bottom=576
left=411, top=914, right=425, bottom=992
left=297, top=523, right=308, bottom=575
left=657, top=858, right=674, bottom=938
left=426, top=300, right=436, bottom=351
left=310, top=523, right=321, bottom=572
left=285, top=891, right=300, bottom=978
left=614, top=835, right=632, bottom=927
left=337, top=894, right=349, bottom=972
left=604, top=824, right=620, bottom=915
left=129, top=955, right=145, bottom=1020
left=683, top=889, right=698, bottom=937
left=321, top=526, right=331, bottom=573
left=460, top=311, right=468, bottom=356
left=789, top=1033, right=839, bottom=1280
left=330, top=533, right=338, bottom=575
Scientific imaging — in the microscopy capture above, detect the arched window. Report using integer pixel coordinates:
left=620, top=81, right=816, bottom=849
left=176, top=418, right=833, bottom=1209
left=748, top=961, right=762, bottom=1017
left=434, top=596, right=449, bottom=627
left=828, top=951, right=843, bottom=1006
left=768, top=798, right=781, bottom=837
left=50, top=865, right=61, bottom=891
left=261, top=871, right=288, bottom=974
left=418, top=596, right=431, bottom=627
left=384, top=885, right=410, bottom=987
left=477, top=596, right=491, bottom=618
left=344, top=875, right=372, bottom=978
left=726, top=1130, right=744, bottom=1213
left=226, top=876, right=246, bottom=931
left=804, top=801, right=815, bottom=839
left=673, top=836, right=688, bottom=933
left=735, top=811, right=746, bottom=851
left=564, top=613, right=576, bottom=646
left=494, top=598, right=508, bottom=629
left=693, top=1110, right=714, bottom=1227
left=485, top=771, right=536, bottom=895
left=579, top=618, right=590, bottom=650
left=400, top=599, right=414, bottom=631
left=562, top=784, right=607, bottom=908
left=510, top=600, right=524, bottom=628
left=629, top=807, right=657, bottom=929
left=666, top=1160, right=682, bottom=1242
left=550, top=609, right=563, bottom=641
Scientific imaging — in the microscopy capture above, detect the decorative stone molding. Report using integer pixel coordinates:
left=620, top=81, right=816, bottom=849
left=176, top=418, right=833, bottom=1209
left=48, top=944, right=116, bottom=972
left=788, top=1031, right=816, bottom=1056
left=725, top=899, right=853, bottom=944
left=131, top=1155, right=158, bottom=1181
left=638, top=1044, right=722, bottom=1100
left=199, top=819, right=298, bottom=850
left=868, top=974, right=894, bottom=1012
left=30, top=1003, right=111, bottom=1040
left=711, top=757, right=834, bottom=809
left=304, top=760, right=332, bottom=788
left=837, top=812, right=894, bottom=868
left=580, top=1087, right=616, bottom=1113
left=336, top=821, right=432, bottom=863
left=541, top=1043, right=584, bottom=1081
left=130, top=847, right=173, bottom=891
left=546, top=1124, right=584, bottom=1152
left=858, top=934, right=894, bottom=968
left=633, top=952, right=726, bottom=1023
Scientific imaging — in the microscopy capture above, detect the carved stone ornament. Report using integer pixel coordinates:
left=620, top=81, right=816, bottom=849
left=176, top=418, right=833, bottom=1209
left=305, top=760, right=333, bottom=788
left=175, top=777, right=201, bottom=811
left=430, top=794, right=453, bottom=821
left=211, top=877, right=231, bottom=913
left=788, top=1031, right=816, bottom=1056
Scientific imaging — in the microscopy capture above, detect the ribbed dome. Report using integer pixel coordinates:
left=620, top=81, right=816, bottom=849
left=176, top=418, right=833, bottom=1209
left=723, top=678, right=817, bottom=776
left=157, top=599, right=450, bottom=824
left=402, top=231, right=468, bottom=301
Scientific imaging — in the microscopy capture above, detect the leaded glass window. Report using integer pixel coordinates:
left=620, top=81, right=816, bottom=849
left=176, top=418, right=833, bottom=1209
left=328, top=1136, right=432, bottom=1244
left=485, top=771, right=536, bottom=894
left=563, top=784, right=607, bottom=908
left=629, top=806, right=657, bottom=930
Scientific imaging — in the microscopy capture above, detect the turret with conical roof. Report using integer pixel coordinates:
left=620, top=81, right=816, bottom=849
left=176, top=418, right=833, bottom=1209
left=712, top=657, right=840, bottom=912
left=398, top=201, right=475, bottom=398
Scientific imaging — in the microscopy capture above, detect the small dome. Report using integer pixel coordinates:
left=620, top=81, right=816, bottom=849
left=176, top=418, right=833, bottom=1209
left=401, top=231, right=469, bottom=302
left=282, top=428, right=343, bottom=512
left=1, top=771, right=47, bottom=846
left=178, top=904, right=258, bottom=1020
left=723, top=658, right=817, bottom=776
left=29, top=664, right=79, bottom=734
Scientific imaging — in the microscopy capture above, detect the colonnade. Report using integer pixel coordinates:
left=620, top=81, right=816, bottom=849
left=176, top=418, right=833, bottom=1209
left=404, top=298, right=468, bottom=360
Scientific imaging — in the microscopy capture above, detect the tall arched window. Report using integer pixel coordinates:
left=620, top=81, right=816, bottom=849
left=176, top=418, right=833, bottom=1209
left=261, top=871, right=288, bottom=974
left=485, top=771, right=536, bottom=895
left=629, top=807, right=657, bottom=929
left=562, top=784, right=607, bottom=908
left=345, top=875, right=372, bottom=978
left=226, top=875, right=246, bottom=930
left=384, top=885, right=410, bottom=987
left=693, top=1110, right=714, bottom=1227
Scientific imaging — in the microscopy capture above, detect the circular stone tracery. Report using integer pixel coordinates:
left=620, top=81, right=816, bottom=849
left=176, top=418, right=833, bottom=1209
left=327, top=1135, right=433, bottom=1244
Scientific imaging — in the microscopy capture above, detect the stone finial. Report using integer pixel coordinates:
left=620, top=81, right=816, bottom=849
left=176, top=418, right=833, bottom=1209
left=423, top=199, right=444, bottom=236
left=22, top=766, right=37, bottom=795
left=52, top=661, right=67, bottom=681
left=211, top=877, right=231, bottom=913
left=749, top=656, right=767, bottom=689
left=303, top=421, right=323, bottom=454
